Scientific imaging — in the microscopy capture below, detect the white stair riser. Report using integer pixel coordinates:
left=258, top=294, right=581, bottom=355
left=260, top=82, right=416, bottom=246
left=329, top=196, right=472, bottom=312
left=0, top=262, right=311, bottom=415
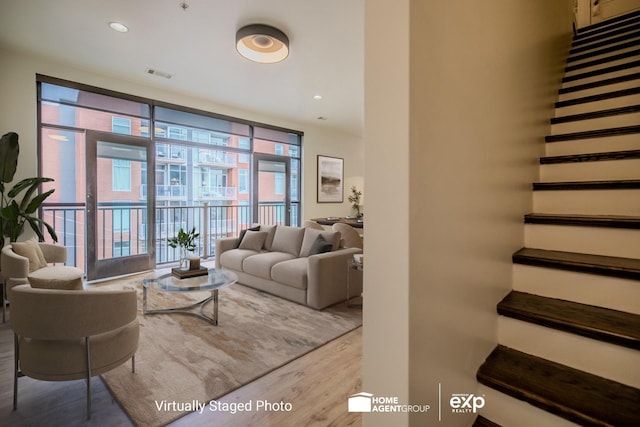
left=558, top=78, right=640, bottom=102
left=533, top=189, right=640, bottom=215
left=545, top=133, right=640, bottom=156
left=477, top=385, right=580, bottom=427
left=554, top=93, right=640, bottom=116
left=524, top=223, right=640, bottom=259
left=564, top=56, right=640, bottom=80
left=498, top=317, right=640, bottom=388
left=561, top=66, right=640, bottom=90
left=567, top=42, right=640, bottom=68
left=550, top=111, right=640, bottom=135
left=513, top=264, right=640, bottom=314
left=540, top=158, right=640, bottom=181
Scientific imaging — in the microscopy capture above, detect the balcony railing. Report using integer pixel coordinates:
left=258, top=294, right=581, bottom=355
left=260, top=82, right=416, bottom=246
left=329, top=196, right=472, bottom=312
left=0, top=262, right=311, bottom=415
left=42, top=202, right=288, bottom=272
left=196, top=186, right=237, bottom=201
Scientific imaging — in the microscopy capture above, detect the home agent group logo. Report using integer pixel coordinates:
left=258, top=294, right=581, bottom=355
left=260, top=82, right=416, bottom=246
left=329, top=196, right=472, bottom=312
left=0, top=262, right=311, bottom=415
left=348, top=392, right=430, bottom=413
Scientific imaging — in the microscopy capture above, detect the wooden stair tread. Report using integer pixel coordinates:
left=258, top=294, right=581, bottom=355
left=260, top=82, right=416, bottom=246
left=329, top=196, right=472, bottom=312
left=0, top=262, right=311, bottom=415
left=551, top=104, right=640, bottom=124
left=562, top=59, right=640, bottom=83
left=524, top=213, right=640, bottom=229
left=532, top=179, right=640, bottom=190
left=499, top=291, right=640, bottom=349
left=477, top=345, right=640, bottom=427
left=540, top=149, right=640, bottom=164
left=513, top=248, right=640, bottom=280
left=545, top=125, right=640, bottom=142
left=555, top=86, right=640, bottom=108
left=473, top=415, right=501, bottom=427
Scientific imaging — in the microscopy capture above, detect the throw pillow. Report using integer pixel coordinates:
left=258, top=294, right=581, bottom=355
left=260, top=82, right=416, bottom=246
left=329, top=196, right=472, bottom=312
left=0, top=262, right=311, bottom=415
left=238, top=230, right=267, bottom=251
left=236, top=225, right=261, bottom=248
left=11, top=240, right=48, bottom=273
left=270, top=226, right=305, bottom=256
left=308, top=235, right=333, bottom=256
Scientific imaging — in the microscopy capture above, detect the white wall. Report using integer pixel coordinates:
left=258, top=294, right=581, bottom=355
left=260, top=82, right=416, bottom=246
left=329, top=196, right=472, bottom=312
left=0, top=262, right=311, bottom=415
left=364, top=1, right=573, bottom=426
left=0, top=45, right=364, bottom=223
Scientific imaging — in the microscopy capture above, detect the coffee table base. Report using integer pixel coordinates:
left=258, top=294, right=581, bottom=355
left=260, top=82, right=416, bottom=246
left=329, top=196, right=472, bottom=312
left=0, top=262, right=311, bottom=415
left=143, top=288, right=221, bottom=325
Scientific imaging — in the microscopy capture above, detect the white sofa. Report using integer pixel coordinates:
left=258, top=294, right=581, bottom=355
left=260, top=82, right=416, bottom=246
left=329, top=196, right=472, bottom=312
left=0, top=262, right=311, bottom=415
left=215, top=224, right=362, bottom=309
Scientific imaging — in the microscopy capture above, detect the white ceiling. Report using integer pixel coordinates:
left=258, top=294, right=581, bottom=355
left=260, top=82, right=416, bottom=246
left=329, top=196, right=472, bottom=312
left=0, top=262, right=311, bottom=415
left=0, top=0, right=364, bottom=136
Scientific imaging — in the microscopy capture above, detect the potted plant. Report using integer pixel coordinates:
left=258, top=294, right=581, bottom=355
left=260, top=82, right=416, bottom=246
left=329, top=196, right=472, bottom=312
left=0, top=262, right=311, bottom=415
left=347, top=185, right=363, bottom=218
left=0, top=132, right=58, bottom=248
left=167, top=226, right=200, bottom=270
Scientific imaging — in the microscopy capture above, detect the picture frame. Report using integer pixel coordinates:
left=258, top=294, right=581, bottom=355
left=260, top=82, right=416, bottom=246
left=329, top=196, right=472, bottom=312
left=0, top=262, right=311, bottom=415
left=317, top=155, right=344, bottom=203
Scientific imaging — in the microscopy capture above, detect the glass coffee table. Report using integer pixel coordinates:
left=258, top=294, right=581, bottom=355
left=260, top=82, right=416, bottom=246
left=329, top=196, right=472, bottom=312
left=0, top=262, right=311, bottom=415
left=142, top=268, right=238, bottom=326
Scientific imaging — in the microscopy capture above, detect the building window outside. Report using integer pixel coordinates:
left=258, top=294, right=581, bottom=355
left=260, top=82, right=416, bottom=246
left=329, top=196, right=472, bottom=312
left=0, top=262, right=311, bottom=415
left=113, top=208, right=131, bottom=232
left=274, top=172, right=285, bottom=195
left=113, top=241, right=131, bottom=257
left=112, top=159, right=132, bottom=191
left=112, top=117, right=131, bottom=135
left=239, top=169, right=249, bottom=194
left=275, top=143, right=284, bottom=155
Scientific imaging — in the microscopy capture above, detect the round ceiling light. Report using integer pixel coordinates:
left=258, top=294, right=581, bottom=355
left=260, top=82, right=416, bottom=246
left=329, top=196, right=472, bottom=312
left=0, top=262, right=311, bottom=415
left=236, top=24, right=289, bottom=64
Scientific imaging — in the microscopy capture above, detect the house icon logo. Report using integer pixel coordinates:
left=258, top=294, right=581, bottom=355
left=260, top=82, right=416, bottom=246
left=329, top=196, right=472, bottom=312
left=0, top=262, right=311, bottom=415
left=348, top=392, right=374, bottom=412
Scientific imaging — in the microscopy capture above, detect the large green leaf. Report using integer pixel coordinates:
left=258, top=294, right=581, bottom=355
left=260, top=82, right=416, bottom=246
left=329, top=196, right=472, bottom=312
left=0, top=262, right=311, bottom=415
left=25, top=189, right=55, bottom=214
left=0, top=132, right=19, bottom=184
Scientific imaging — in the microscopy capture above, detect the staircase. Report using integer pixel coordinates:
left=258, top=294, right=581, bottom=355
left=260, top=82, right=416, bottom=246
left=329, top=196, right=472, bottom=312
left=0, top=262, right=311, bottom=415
left=476, top=10, right=640, bottom=427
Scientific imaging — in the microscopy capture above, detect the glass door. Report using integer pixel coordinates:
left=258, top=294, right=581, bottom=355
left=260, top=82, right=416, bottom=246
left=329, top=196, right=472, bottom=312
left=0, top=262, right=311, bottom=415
left=86, top=131, right=155, bottom=280
left=253, top=154, right=291, bottom=225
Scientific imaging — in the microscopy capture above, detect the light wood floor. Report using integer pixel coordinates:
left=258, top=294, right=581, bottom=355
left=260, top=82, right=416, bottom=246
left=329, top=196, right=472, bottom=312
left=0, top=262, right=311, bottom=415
left=0, top=309, right=362, bottom=427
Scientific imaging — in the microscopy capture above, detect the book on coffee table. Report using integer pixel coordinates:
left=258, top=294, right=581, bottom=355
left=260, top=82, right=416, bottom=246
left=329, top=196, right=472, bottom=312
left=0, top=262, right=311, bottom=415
left=171, top=267, right=209, bottom=279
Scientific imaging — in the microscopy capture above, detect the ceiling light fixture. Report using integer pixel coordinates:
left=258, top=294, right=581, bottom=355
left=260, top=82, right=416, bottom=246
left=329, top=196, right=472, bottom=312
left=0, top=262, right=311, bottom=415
left=109, top=22, right=129, bottom=33
left=236, top=24, right=289, bottom=64
left=313, top=94, right=323, bottom=100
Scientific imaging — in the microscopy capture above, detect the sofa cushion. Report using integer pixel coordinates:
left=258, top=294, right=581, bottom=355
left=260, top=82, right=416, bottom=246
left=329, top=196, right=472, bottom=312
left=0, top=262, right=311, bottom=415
left=12, top=240, right=48, bottom=272
left=271, top=258, right=308, bottom=290
left=236, top=225, right=260, bottom=248
left=28, top=266, right=84, bottom=290
left=308, top=235, right=334, bottom=255
left=219, top=249, right=260, bottom=271
left=299, top=229, right=340, bottom=257
left=242, top=252, right=296, bottom=280
left=238, top=231, right=267, bottom=251
left=270, top=226, right=305, bottom=256
left=260, top=224, right=278, bottom=250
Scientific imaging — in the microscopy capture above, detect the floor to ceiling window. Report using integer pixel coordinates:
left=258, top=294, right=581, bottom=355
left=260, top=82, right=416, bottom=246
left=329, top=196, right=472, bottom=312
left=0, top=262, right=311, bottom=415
left=38, top=75, right=302, bottom=277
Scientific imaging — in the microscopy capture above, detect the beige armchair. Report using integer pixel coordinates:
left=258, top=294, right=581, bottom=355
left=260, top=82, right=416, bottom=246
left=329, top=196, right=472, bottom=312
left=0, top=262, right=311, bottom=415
left=303, top=220, right=325, bottom=230
left=11, top=284, right=139, bottom=420
left=332, top=223, right=364, bottom=249
left=1, top=242, right=83, bottom=301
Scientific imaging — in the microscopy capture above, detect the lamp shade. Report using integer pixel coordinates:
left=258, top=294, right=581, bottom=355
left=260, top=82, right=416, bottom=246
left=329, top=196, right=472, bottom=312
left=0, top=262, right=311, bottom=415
left=236, top=24, right=289, bottom=64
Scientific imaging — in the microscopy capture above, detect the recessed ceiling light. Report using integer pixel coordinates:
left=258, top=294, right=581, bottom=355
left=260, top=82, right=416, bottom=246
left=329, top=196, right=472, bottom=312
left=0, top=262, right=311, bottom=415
left=317, top=116, right=328, bottom=121
left=109, top=22, right=129, bottom=33
left=313, top=94, right=323, bottom=100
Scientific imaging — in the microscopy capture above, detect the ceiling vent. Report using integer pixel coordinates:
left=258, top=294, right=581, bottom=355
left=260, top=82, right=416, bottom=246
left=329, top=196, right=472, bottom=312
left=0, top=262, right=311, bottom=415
left=145, top=68, right=173, bottom=79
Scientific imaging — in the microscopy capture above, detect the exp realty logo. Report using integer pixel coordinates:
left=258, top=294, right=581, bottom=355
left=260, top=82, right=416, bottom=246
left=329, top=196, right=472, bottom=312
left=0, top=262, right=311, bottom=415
left=449, top=393, right=485, bottom=414
left=348, top=392, right=430, bottom=413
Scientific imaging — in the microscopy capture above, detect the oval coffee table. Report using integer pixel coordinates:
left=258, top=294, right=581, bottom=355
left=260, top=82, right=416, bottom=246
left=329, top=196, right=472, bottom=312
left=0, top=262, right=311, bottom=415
left=142, top=268, right=238, bottom=325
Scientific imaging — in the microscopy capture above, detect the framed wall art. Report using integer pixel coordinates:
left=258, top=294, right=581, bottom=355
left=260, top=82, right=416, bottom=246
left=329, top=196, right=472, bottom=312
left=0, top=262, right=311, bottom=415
left=317, top=155, right=344, bottom=203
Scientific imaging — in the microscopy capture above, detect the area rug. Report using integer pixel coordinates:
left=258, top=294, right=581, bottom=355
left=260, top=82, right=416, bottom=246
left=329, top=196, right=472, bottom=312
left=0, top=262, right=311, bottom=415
left=99, top=278, right=362, bottom=426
